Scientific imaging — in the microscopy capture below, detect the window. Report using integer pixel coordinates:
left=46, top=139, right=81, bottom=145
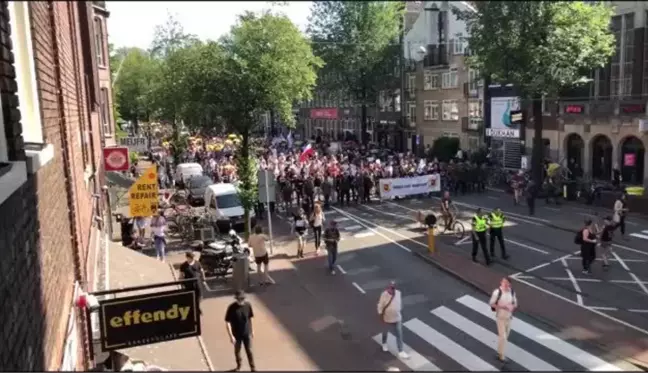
left=611, top=13, right=634, bottom=98
left=216, top=193, right=242, bottom=209
left=468, top=69, right=480, bottom=92
left=424, top=100, right=439, bottom=120
left=468, top=100, right=483, bottom=118
left=442, top=100, right=459, bottom=121
left=100, top=88, right=112, bottom=135
left=407, top=103, right=416, bottom=122
left=407, top=74, right=416, bottom=96
left=424, top=71, right=440, bottom=90
left=442, top=67, right=458, bottom=89
left=94, top=17, right=106, bottom=67
left=453, top=33, right=466, bottom=55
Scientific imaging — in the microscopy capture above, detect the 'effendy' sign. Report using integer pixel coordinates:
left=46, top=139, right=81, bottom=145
left=98, top=288, right=201, bottom=351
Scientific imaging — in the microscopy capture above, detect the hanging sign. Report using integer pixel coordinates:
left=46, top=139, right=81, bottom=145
left=128, top=165, right=159, bottom=217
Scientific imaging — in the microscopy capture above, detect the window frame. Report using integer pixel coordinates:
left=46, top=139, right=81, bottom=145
left=100, top=87, right=112, bottom=135
left=442, top=100, right=459, bottom=121
left=453, top=33, right=466, bottom=55
left=94, top=16, right=107, bottom=68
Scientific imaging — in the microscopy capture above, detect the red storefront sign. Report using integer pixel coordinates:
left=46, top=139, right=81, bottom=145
left=310, top=108, right=338, bottom=119
left=624, top=153, right=636, bottom=167
left=620, top=104, right=646, bottom=114
left=103, top=147, right=130, bottom=171
left=564, top=105, right=584, bottom=114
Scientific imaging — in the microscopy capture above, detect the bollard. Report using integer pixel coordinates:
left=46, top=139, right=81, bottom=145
left=427, top=227, right=436, bottom=254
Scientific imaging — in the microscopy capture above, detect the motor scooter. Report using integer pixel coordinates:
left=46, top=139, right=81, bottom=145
left=199, top=230, right=251, bottom=278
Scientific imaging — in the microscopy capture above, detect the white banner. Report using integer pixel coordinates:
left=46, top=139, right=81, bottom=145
left=379, top=174, right=441, bottom=199
left=486, top=128, right=520, bottom=138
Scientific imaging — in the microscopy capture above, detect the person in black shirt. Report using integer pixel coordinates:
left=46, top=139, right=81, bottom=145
left=225, top=290, right=255, bottom=371
left=179, top=252, right=205, bottom=314
left=580, top=219, right=597, bottom=274
left=599, top=216, right=614, bottom=269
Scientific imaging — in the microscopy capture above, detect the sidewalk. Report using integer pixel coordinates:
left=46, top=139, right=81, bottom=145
left=410, top=237, right=648, bottom=369
left=108, top=241, right=212, bottom=370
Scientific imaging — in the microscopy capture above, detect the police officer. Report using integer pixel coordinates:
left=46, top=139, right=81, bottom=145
left=472, top=208, right=492, bottom=265
left=489, top=208, right=509, bottom=260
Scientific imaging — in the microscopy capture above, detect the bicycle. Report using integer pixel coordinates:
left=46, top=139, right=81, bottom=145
left=438, top=205, right=465, bottom=239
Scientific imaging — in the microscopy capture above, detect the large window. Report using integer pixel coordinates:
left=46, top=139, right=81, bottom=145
left=407, top=74, right=416, bottom=96
left=424, top=100, right=439, bottom=120
left=453, top=33, right=466, bottom=55
left=424, top=71, right=440, bottom=90
left=442, top=100, right=459, bottom=121
left=442, top=67, right=458, bottom=89
left=94, top=17, right=106, bottom=67
left=100, top=88, right=111, bottom=135
left=407, top=103, right=417, bottom=123
left=611, top=13, right=634, bottom=98
left=468, top=68, right=481, bottom=92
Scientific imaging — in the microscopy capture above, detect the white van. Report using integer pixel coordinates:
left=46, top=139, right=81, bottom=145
left=175, top=163, right=203, bottom=188
left=204, top=183, right=256, bottom=233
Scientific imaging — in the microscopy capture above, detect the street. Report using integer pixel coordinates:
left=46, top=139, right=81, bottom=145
left=237, top=193, right=643, bottom=371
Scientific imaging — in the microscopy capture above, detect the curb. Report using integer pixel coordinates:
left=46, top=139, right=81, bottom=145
left=411, top=245, right=648, bottom=371
left=167, top=263, right=215, bottom=372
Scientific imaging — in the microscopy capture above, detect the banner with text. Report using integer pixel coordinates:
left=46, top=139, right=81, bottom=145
left=379, top=174, right=441, bottom=199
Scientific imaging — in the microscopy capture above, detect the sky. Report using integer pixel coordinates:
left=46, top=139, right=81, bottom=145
left=106, top=1, right=313, bottom=50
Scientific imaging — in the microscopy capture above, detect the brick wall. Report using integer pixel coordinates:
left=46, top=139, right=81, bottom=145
left=0, top=1, right=106, bottom=370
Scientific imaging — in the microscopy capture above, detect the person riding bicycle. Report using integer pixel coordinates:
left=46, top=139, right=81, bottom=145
left=440, top=191, right=454, bottom=230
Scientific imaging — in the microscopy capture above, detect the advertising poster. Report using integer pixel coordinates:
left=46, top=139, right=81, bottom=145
left=487, top=97, right=521, bottom=138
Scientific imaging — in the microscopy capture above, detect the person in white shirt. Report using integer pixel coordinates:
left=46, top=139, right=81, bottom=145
left=311, top=203, right=325, bottom=253
left=248, top=225, right=270, bottom=286
left=150, top=210, right=167, bottom=262
left=377, top=281, right=409, bottom=359
left=489, top=277, right=518, bottom=362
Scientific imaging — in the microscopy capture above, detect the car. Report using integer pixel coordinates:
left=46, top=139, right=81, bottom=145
left=174, top=163, right=203, bottom=189
left=186, top=175, right=214, bottom=206
left=204, top=183, right=256, bottom=233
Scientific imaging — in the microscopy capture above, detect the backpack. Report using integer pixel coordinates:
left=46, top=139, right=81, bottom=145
left=491, top=288, right=515, bottom=312
left=574, top=229, right=584, bottom=245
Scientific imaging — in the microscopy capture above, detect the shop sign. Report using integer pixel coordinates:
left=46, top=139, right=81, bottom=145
left=103, top=147, right=130, bottom=172
left=620, top=104, right=645, bottom=114
left=310, top=108, right=338, bottom=119
left=564, top=105, right=585, bottom=114
left=98, top=288, right=201, bottom=352
left=624, top=153, right=636, bottom=167
left=485, top=128, right=520, bottom=138
left=128, top=165, right=159, bottom=217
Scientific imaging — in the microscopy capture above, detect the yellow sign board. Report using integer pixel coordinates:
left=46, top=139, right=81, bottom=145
left=129, top=165, right=159, bottom=217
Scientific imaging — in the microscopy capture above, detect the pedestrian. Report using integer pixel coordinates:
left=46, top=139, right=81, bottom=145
left=525, top=180, right=536, bottom=216
left=613, top=193, right=628, bottom=237
left=311, top=203, right=325, bottom=253
left=150, top=210, right=167, bottom=262
left=471, top=208, right=492, bottom=265
left=488, top=208, right=509, bottom=260
left=225, top=290, right=256, bottom=372
left=248, top=225, right=271, bottom=286
left=179, top=251, right=205, bottom=314
left=577, top=219, right=598, bottom=274
left=323, top=220, right=341, bottom=274
left=293, top=208, right=308, bottom=258
left=599, top=216, right=615, bottom=269
left=489, top=277, right=517, bottom=363
left=377, top=280, right=409, bottom=359
left=134, top=216, right=149, bottom=246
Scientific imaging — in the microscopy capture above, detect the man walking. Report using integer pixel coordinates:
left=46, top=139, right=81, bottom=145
left=179, top=252, right=206, bottom=314
left=324, top=220, right=341, bottom=274
left=489, top=208, right=509, bottom=260
left=489, top=277, right=517, bottom=363
left=377, top=281, right=409, bottom=360
left=472, top=208, right=492, bottom=265
left=225, top=290, right=256, bottom=371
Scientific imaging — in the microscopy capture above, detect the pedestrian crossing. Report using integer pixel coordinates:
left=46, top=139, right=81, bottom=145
left=373, top=294, right=624, bottom=371
left=630, top=230, right=648, bottom=241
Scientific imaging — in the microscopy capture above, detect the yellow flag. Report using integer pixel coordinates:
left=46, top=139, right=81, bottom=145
left=128, top=165, right=159, bottom=217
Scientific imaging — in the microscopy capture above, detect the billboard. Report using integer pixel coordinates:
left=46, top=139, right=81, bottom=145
left=487, top=97, right=521, bottom=138
left=310, top=108, right=338, bottom=119
left=98, top=288, right=201, bottom=352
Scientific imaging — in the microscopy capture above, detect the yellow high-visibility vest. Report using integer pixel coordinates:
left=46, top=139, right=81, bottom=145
left=490, top=212, right=504, bottom=229
left=473, top=215, right=488, bottom=232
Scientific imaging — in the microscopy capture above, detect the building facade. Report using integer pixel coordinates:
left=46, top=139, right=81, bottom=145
left=0, top=1, right=110, bottom=370
left=404, top=1, right=484, bottom=151
left=93, top=1, right=117, bottom=146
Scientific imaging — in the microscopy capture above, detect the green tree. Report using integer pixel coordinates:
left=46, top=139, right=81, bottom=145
left=113, top=48, right=158, bottom=133
left=217, top=11, right=322, bottom=235
left=307, top=1, right=404, bottom=144
left=455, top=1, right=615, bottom=184
left=150, top=12, right=199, bottom=60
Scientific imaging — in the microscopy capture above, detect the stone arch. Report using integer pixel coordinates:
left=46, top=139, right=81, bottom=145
left=590, top=134, right=613, bottom=180
left=619, top=135, right=645, bottom=184
left=564, top=133, right=585, bottom=171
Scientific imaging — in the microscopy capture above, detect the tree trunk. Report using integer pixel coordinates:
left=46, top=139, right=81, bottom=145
left=531, top=96, right=544, bottom=186
left=361, top=103, right=368, bottom=145
left=270, top=109, right=276, bottom=138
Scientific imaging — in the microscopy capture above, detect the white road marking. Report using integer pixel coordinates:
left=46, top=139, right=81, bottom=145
left=372, top=333, right=441, bottom=371
left=628, top=309, right=648, bottom=313
left=335, top=217, right=351, bottom=222
left=590, top=306, right=619, bottom=311
left=455, top=236, right=471, bottom=246
left=331, top=207, right=412, bottom=253
left=630, top=233, right=648, bottom=240
left=511, top=276, right=648, bottom=337
left=352, top=282, right=366, bottom=294
left=431, top=306, right=559, bottom=371
left=545, top=207, right=560, bottom=212
left=403, top=318, right=497, bottom=371
left=505, top=239, right=549, bottom=254
left=336, top=264, right=347, bottom=274
left=612, top=251, right=648, bottom=295
left=612, top=243, right=648, bottom=257
left=509, top=250, right=581, bottom=278
left=487, top=196, right=499, bottom=200
left=354, top=231, right=376, bottom=238
left=514, top=275, right=601, bottom=283
left=625, top=221, right=639, bottom=227
left=345, top=225, right=363, bottom=231
left=561, top=258, right=583, bottom=305
left=457, top=295, right=622, bottom=371
left=565, top=257, right=648, bottom=263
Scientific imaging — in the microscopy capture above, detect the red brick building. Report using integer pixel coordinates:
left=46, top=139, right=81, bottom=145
left=0, top=1, right=113, bottom=370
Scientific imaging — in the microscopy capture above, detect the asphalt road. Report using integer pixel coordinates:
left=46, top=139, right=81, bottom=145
left=267, top=200, right=638, bottom=371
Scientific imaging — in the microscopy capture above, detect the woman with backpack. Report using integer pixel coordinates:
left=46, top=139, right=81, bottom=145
left=489, top=277, right=517, bottom=363
left=577, top=219, right=598, bottom=274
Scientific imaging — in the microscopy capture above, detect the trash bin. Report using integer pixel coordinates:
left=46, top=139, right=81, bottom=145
left=231, top=254, right=250, bottom=292
left=563, top=181, right=578, bottom=201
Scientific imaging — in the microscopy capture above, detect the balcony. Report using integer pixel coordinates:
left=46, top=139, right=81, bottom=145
left=462, top=117, right=482, bottom=132
left=463, top=82, right=479, bottom=98
left=422, top=44, right=449, bottom=68
left=406, top=116, right=417, bottom=128
left=406, top=89, right=416, bottom=101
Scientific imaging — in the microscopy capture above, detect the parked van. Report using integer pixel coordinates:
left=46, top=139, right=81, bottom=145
left=204, top=183, right=256, bottom=233
left=175, top=163, right=203, bottom=188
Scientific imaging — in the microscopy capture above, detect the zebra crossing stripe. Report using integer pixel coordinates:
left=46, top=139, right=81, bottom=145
left=456, top=295, right=622, bottom=371
left=630, top=232, right=648, bottom=240
left=431, top=306, right=560, bottom=371
left=372, top=333, right=441, bottom=371
left=404, top=318, right=497, bottom=371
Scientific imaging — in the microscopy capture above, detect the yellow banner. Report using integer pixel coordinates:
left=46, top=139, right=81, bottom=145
left=128, top=165, right=159, bottom=217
